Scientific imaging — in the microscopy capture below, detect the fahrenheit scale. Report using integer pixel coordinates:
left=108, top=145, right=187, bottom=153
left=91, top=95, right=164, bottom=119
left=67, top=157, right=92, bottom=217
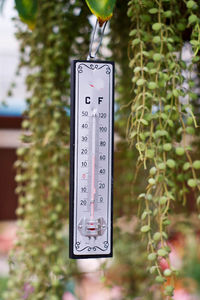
left=69, top=60, right=114, bottom=258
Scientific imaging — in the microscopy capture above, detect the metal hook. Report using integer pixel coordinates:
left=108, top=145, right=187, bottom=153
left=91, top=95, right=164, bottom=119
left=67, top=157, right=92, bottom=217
left=87, top=19, right=108, bottom=61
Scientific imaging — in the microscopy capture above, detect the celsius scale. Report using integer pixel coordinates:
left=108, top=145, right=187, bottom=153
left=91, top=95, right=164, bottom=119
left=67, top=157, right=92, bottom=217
left=69, top=60, right=114, bottom=258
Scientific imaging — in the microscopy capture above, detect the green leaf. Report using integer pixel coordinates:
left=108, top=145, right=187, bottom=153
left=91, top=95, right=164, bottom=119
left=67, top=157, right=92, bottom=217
left=166, top=159, right=176, bottom=169
left=183, top=162, right=190, bottom=170
left=148, top=253, right=157, bottom=261
left=149, top=8, right=158, bottom=14
left=85, top=0, right=117, bottom=26
left=153, top=36, right=161, bottom=44
left=155, top=130, right=168, bottom=138
left=168, top=120, right=174, bottom=127
left=150, top=266, right=157, bottom=274
left=153, top=53, right=162, bottom=61
left=193, top=160, right=200, bottom=169
left=148, top=178, right=156, bottom=185
left=153, top=232, right=161, bottom=241
left=155, top=276, right=166, bottom=283
left=132, top=38, right=140, bottom=46
left=188, top=14, right=198, bottom=24
left=157, top=249, right=168, bottom=257
left=129, top=29, right=137, bottom=36
left=187, top=179, right=197, bottom=188
left=163, top=219, right=171, bottom=226
left=173, top=89, right=179, bottom=97
left=149, top=68, right=157, bottom=74
left=175, top=147, right=185, bottom=156
left=136, top=142, right=145, bottom=151
left=147, top=194, right=152, bottom=201
left=146, top=149, right=155, bottom=158
left=187, top=1, right=196, bottom=9
left=16, top=207, right=24, bottom=216
left=148, top=82, right=157, bottom=90
left=159, top=196, right=167, bottom=205
left=136, top=78, right=146, bottom=86
left=150, top=167, right=157, bottom=175
left=158, top=163, right=165, bottom=170
left=138, top=193, right=146, bottom=199
left=161, top=113, right=168, bottom=120
left=152, top=23, right=162, bottom=31
left=141, top=225, right=150, bottom=233
left=129, top=131, right=137, bottom=138
left=165, top=285, right=174, bottom=296
left=141, top=211, right=147, bottom=220
left=140, top=119, right=148, bottom=126
left=163, top=143, right=172, bottom=151
left=177, top=22, right=186, bottom=31
left=190, top=40, right=199, bottom=46
left=164, top=10, right=172, bottom=18
left=164, top=269, right=172, bottom=277
left=16, top=147, right=27, bottom=156
left=186, top=126, right=195, bottom=135
left=134, top=67, right=141, bottom=73
left=15, top=0, right=37, bottom=29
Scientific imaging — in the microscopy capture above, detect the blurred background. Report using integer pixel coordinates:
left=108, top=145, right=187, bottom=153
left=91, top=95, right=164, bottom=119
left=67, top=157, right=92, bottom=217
left=1, top=1, right=200, bottom=300
left=0, top=0, right=25, bottom=297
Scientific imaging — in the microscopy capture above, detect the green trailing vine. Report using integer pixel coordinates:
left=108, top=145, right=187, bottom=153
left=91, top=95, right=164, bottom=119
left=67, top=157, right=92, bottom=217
left=110, top=0, right=137, bottom=217
left=3, top=1, right=90, bottom=299
left=128, top=0, right=200, bottom=297
left=188, top=0, right=200, bottom=56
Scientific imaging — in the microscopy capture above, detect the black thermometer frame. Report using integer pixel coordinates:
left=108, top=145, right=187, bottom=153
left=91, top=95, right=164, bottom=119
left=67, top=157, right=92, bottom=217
left=69, top=60, right=114, bottom=259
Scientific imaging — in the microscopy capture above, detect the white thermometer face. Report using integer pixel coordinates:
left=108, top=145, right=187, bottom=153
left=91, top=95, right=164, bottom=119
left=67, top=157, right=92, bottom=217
left=70, top=61, right=114, bottom=258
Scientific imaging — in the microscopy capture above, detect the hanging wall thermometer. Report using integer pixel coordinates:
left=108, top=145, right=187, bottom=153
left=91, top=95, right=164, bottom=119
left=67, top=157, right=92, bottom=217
left=69, top=60, right=114, bottom=258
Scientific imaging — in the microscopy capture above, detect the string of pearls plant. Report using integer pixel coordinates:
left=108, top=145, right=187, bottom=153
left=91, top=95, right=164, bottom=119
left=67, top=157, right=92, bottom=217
left=3, top=1, right=90, bottom=299
left=128, top=0, right=200, bottom=297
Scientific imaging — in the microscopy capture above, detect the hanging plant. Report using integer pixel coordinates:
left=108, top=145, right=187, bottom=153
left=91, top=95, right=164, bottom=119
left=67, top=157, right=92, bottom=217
left=3, top=1, right=91, bottom=299
left=127, top=0, right=200, bottom=297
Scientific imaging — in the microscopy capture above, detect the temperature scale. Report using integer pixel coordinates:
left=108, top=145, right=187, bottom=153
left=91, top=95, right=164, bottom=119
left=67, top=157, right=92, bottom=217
left=69, top=60, right=114, bottom=258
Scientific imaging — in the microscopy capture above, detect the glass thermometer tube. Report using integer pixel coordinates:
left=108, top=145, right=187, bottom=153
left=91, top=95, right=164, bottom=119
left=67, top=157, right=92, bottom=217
left=90, top=109, right=97, bottom=220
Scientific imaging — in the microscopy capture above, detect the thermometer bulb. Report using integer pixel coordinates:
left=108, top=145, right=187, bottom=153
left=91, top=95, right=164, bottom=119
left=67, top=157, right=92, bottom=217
left=78, top=217, right=106, bottom=238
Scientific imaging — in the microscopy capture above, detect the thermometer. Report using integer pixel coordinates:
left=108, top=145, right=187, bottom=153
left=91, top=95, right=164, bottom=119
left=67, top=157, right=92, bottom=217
left=69, top=60, right=114, bottom=258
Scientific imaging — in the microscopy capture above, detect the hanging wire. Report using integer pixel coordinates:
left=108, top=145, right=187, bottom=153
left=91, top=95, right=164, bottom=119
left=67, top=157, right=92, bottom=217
left=87, top=19, right=108, bottom=60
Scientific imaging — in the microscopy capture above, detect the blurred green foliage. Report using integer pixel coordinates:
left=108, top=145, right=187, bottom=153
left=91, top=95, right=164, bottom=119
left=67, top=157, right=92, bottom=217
left=0, top=278, right=8, bottom=300
left=4, top=1, right=91, bottom=299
